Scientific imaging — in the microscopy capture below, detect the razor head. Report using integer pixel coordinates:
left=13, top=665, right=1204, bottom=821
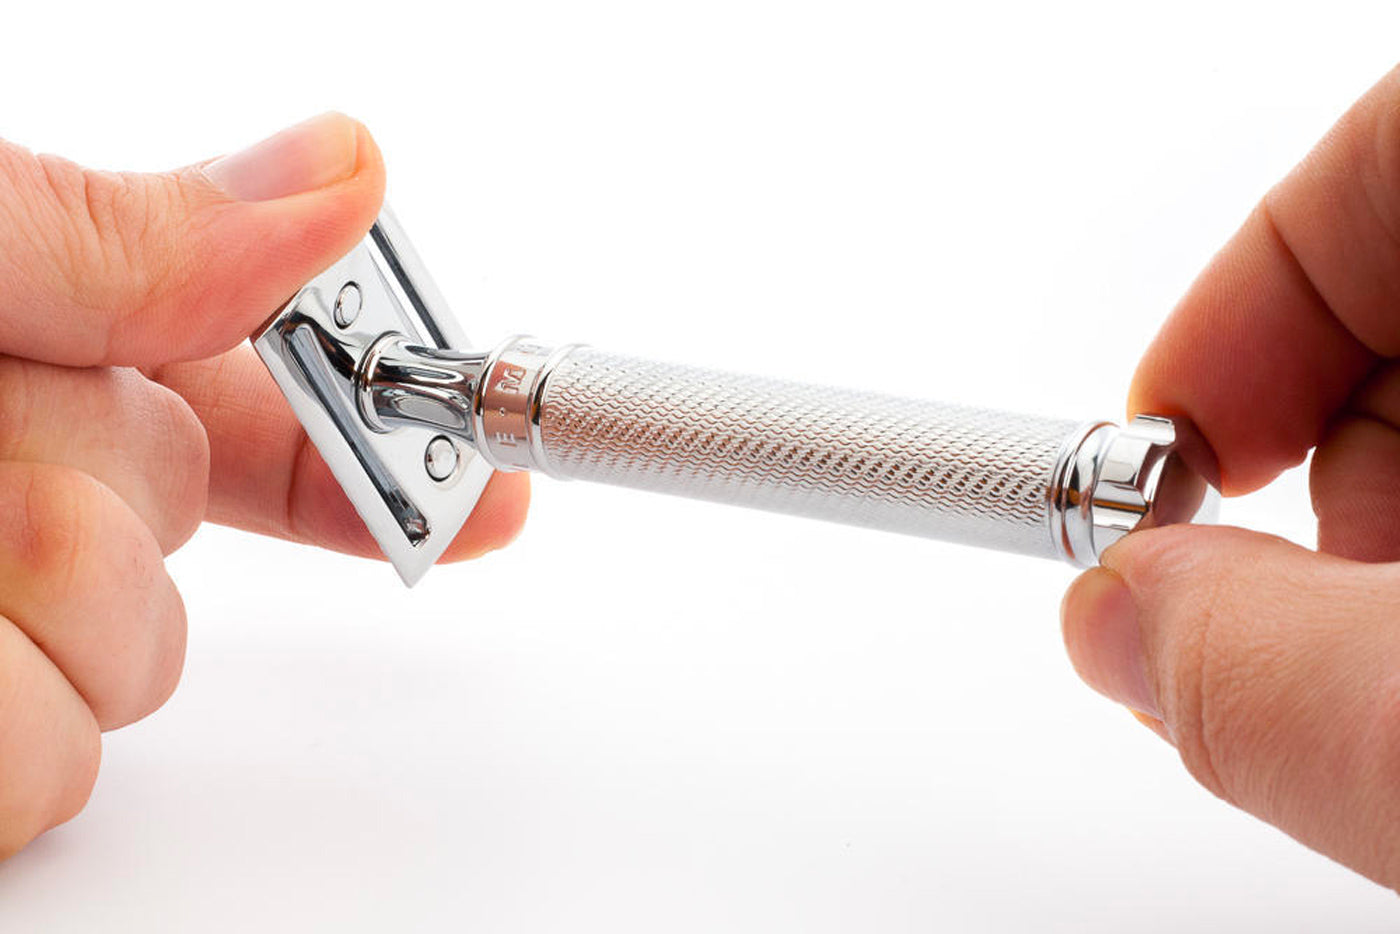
left=252, top=210, right=492, bottom=585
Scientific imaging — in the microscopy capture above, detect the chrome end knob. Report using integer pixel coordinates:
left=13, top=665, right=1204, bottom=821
left=1053, top=414, right=1220, bottom=567
left=1091, top=414, right=1220, bottom=551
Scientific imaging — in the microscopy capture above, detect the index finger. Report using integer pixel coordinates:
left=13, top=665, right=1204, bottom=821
left=1129, top=66, right=1400, bottom=495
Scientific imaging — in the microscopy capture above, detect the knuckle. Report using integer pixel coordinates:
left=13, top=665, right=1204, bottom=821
left=139, top=375, right=210, bottom=552
left=35, top=156, right=151, bottom=281
left=1161, top=574, right=1236, bottom=801
left=0, top=824, right=37, bottom=864
left=46, top=720, right=101, bottom=831
left=14, top=466, right=98, bottom=591
left=89, top=513, right=187, bottom=731
left=31, top=154, right=121, bottom=288
left=2, top=464, right=187, bottom=731
left=101, top=578, right=187, bottom=730
left=133, top=590, right=186, bottom=724
left=0, top=633, right=101, bottom=860
left=19, top=153, right=193, bottom=362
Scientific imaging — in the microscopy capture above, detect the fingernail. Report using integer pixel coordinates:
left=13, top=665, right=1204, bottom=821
left=203, top=113, right=359, bottom=202
left=1129, top=709, right=1174, bottom=745
left=1061, top=568, right=1159, bottom=718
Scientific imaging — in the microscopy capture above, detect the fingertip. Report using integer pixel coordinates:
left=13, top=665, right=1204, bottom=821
left=348, top=114, right=386, bottom=195
left=1129, top=708, right=1174, bottom=745
left=230, top=111, right=386, bottom=257
left=201, top=112, right=360, bottom=203
left=140, top=114, right=389, bottom=366
left=45, top=706, right=101, bottom=832
left=0, top=616, right=102, bottom=854
left=1122, top=197, right=1377, bottom=499
left=441, top=471, right=531, bottom=562
left=311, top=112, right=387, bottom=222
left=1060, top=566, right=1159, bottom=718
left=1126, top=336, right=1282, bottom=499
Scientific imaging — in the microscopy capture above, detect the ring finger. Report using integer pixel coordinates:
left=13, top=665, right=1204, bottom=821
left=0, top=461, right=187, bottom=731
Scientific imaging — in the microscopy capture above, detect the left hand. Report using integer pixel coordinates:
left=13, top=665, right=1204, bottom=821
left=0, top=113, right=529, bottom=857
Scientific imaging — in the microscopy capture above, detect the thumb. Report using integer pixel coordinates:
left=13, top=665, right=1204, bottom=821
left=1061, top=524, right=1400, bottom=890
left=0, top=112, right=384, bottom=367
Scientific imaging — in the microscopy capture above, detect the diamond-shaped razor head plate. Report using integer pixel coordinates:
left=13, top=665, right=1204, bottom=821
left=252, top=211, right=491, bottom=585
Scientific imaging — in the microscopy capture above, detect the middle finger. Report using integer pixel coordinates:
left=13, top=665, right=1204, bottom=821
left=0, top=357, right=209, bottom=554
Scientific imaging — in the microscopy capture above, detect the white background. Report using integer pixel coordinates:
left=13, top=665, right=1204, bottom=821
left=2, top=1, right=1399, bottom=929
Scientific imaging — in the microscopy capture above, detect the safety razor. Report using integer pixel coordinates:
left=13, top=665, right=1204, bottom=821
left=254, top=211, right=1219, bottom=585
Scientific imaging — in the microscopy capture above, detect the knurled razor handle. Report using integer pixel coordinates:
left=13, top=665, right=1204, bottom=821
left=489, top=345, right=1080, bottom=558
left=461, top=339, right=1219, bottom=566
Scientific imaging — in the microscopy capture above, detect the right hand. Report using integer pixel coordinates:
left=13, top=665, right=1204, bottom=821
left=1061, top=65, right=1400, bottom=889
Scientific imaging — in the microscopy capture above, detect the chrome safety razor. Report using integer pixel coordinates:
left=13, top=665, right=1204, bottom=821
left=254, top=211, right=1220, bottom=585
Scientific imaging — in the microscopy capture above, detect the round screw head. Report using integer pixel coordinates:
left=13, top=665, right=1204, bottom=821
left=424, top=435, right=459, bottom=482
left=333, top=282, right=363, bottom=328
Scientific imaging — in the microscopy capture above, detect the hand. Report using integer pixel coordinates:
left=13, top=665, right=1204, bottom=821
left=1060, top=66, right=1400, bottom=889
left=0, top=114, right=529, bottom=858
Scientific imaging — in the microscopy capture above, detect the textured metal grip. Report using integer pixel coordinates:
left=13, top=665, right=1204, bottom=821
left=535, top=348, right=1081, bottom=557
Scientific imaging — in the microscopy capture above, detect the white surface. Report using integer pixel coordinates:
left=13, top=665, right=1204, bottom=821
left=3, top=1, right=1399, bottom=929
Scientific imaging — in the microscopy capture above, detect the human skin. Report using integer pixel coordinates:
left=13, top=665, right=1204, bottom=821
left=1061, top=64, right=1400, bottom=890
left=5, top=67, right=1400, bottom=886
left=0, top=113, right=529, bottom=858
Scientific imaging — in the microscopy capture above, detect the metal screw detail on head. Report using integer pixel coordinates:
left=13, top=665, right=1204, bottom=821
left=333, top=282, right=362, bottom=328
left=424, top=435, right=459, bottom=482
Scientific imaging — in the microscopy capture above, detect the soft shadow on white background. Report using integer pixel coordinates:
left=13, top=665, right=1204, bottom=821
left=1, top=1, right=1398, bottom=929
